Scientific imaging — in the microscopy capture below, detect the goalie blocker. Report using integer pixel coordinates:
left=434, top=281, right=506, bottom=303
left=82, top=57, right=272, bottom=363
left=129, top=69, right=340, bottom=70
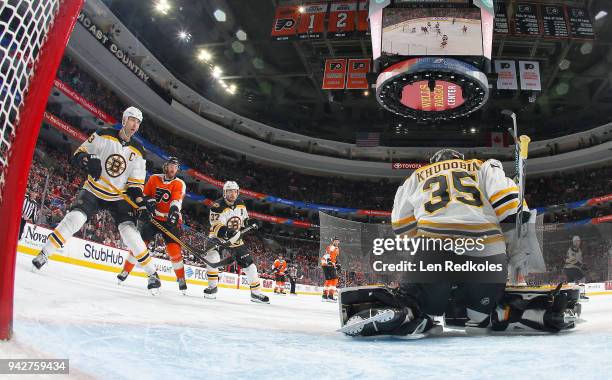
left=338, top=284, right=579, bottom=337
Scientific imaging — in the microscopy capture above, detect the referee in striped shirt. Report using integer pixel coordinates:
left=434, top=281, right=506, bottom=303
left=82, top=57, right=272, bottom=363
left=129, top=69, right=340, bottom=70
left=21, top=191, right=39, bottom=238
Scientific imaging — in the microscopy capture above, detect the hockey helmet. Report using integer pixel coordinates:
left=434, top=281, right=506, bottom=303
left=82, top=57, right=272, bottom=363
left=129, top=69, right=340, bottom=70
left=223, top=181, right=240, bottom=197
left=430, top=149, right=464, bottom=163
left=572, top=236, right=581, bottom=244
left=123, top=106, right=143, bottom=124
left=163, top=156, right=180, bottom=178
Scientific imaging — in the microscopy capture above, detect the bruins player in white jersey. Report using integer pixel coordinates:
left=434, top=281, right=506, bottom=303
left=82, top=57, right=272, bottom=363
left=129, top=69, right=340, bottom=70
left=32, top=107, right=161, bottom=292
left=340, top=149, right=576, bottom=337
left=203, top=181, right=269, bottom=304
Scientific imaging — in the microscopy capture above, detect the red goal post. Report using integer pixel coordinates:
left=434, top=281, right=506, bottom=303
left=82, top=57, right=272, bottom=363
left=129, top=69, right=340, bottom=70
left=0, top=0, right=83, bottom=340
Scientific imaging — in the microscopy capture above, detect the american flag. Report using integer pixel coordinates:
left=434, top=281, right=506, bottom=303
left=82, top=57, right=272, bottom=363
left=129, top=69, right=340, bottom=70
left=355, top=132, right=380, bottom=147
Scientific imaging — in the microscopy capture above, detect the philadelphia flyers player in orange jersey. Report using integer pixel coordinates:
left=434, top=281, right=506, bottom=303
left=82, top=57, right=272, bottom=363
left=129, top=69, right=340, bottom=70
left=272, top=255, right=288, bottom=295
left=117, top=157, right=187, bottom=293
left=321, top=237, right=341, bottom=302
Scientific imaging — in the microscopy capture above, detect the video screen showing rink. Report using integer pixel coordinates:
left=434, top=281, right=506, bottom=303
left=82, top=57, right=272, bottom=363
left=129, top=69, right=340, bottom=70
left=5, top=252, right=612, bottom=379
left=382, top=8, right=484, bottom=56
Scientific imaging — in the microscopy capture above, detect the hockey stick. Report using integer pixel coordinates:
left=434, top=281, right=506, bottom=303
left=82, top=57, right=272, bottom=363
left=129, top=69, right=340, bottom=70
left=98, top=176, right=255, bottom=267
left=502, top=110, right=531, bottom=284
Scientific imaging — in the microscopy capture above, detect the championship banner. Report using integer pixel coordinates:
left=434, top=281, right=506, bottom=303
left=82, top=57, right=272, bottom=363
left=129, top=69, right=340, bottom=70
left=542, top=5, right=569, bottom=39
left=494, top=60, right=518, bottom=90
left=518, top=61, right=541, bottom=91
left=346, top=58, right=370, bottom=89
left=271, top=5, right=300, bottom=41
left=513, top=3, right=542, bottom=36
left=328, top=2, right=357, bottom=38
left=356, top=1, right=369, bottom=36
left=297, top=3, right=328, bottom=39
left=43, top=112, right=88, bottom=142
left=322, top=59, right=347, bottom=90
left=54, top=79, right=117, bottom=124
left=494, top=1, right=510, bottom=34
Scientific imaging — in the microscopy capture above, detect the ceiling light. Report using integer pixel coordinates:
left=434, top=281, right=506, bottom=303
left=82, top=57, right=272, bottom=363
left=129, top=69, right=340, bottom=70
left=595, top=10, right=608, bottom=20
left=298, top=6, right=305, bottom=13
left=580, top=42, right=593, bottom=55
left=236, top=30, right=247, bottom=41
left=214, top=9, right=226, bottom=22
left=154, top=0, right=171, bottom=15
left=177, top=30, right=191, bottom=42
left=212, top=66, right=223, bottom=78
left=470, top=127, right=477, bottom=134
left=197, top=49, right=212, bottom=62
left=363, top=90, right=369, bottom=96
left=558, top=59, right=571, bottom=71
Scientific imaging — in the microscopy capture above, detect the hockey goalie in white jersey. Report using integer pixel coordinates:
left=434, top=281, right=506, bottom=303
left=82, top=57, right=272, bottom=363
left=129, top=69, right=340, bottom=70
left=339, top=149, right=578, bottom=337
left=32, top=107, right=162, bottom=293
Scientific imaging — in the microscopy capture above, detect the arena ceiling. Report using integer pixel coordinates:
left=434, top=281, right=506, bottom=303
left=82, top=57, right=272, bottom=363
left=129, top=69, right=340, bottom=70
left=104, top=0, right=612, bottom=147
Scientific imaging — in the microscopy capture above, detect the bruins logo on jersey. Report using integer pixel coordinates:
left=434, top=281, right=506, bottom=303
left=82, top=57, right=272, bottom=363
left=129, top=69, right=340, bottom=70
left=105, top=154, right=127, bottom=177
left=227, top=216, right=242, bottom=230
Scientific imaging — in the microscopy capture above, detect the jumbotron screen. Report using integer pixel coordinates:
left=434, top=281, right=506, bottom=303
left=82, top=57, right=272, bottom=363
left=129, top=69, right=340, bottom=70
left=381, top=7, right=484, bottom=57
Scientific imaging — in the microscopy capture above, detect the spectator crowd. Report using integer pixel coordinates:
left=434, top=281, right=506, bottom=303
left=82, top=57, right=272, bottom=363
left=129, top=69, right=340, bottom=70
left=22, top=56, right=611, bottom=287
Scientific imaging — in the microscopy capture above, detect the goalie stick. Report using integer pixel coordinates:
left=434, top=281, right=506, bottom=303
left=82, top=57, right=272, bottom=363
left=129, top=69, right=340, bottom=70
left=502, top=110, right=531, bottom=284
left=98, top=176, right=256, bottom=266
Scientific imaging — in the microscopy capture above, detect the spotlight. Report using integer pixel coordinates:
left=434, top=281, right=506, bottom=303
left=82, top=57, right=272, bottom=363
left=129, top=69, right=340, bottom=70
left=298, top=6, right=305, bottom=13
left=236, top=30, right=247, bottom=41
left=212, top=66, right=223, bottom=78
left=214, top=9, right=227, bottom=22
left=363, top=90, right=369, bottom=96
left=595, top=10, right=608, bottom=20
left=197, top=49, right=212, bottom=62
left=154, top=0, right=171, bottom=15
left=177, top=30, right=191, bottom=42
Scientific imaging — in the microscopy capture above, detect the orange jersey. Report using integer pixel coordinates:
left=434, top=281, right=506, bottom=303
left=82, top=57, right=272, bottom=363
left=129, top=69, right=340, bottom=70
left=273, top=259, right=287, bottom=275
left=321, top=244, right=339, bottom=266
left=143, top=174, right=186, bottom=222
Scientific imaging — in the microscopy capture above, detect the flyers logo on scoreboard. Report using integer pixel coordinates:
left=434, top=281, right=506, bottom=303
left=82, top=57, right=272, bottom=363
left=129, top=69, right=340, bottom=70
left=297, top=3, right=328, bottom=40
left=329, top=62, right=343, bottom=70
left=328, top=1, right=357, bottom=38
left=271, top=5, right=300, bottom=41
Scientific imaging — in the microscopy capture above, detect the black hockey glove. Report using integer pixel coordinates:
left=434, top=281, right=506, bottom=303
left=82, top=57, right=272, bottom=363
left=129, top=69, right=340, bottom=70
left=77, top=154, right=102, bottom=180
left=243, top=218, right=259, bottom=230
left=167, top=206, right=180, bottom=228
left=335, top=263, right=342, bottom=272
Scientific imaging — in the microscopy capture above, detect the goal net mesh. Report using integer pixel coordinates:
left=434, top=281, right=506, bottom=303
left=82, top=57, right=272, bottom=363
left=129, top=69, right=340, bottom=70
left=0, top=0, right=61, bottom=201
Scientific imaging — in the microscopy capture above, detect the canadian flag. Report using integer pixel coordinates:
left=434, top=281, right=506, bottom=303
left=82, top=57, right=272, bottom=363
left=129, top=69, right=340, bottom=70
left=489, top=132, right=508, bottom=148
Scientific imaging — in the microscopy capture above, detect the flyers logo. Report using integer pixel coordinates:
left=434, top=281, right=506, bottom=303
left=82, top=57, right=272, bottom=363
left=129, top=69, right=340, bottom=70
left=353, top=62, right=366, bottom=70
left=546, top=7, right=559, bottom=15
left=501, top=62, right=510, bottom=69
left=518, top=5, right=531, bottom=12
left=330, top=62, right=343, bottom=70
left=275, top=18, right=295, bottom=31
left=155, top=188, right=172, bottom=203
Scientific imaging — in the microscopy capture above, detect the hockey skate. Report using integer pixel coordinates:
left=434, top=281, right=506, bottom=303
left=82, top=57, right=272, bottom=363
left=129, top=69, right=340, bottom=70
left=251, top=291, right=270, bottom=304
left=147, top=273, right=161, bottom=295
left=117, top=270, right=129, bottom=284
left=203, top=286, right=218, bottom=299
left=32, top=252, right=48, bottom=271
left=322, top=293, right=328, bottom=302
left=177, top=278, right=187, bottom=295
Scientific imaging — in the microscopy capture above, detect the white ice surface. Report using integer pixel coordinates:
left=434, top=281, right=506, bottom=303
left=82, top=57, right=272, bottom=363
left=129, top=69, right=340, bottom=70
left=2, top=253, right=612, bottom=380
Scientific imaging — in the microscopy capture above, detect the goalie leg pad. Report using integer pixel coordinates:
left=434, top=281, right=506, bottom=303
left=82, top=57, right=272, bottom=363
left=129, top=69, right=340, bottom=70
left=492, top=285, right=579, bottom=333
left=338, top=286, right=438, bottom=337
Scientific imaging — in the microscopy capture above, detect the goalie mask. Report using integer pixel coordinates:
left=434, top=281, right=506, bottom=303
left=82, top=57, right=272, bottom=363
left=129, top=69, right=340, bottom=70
left=430, top=149, right=464, bottom=164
